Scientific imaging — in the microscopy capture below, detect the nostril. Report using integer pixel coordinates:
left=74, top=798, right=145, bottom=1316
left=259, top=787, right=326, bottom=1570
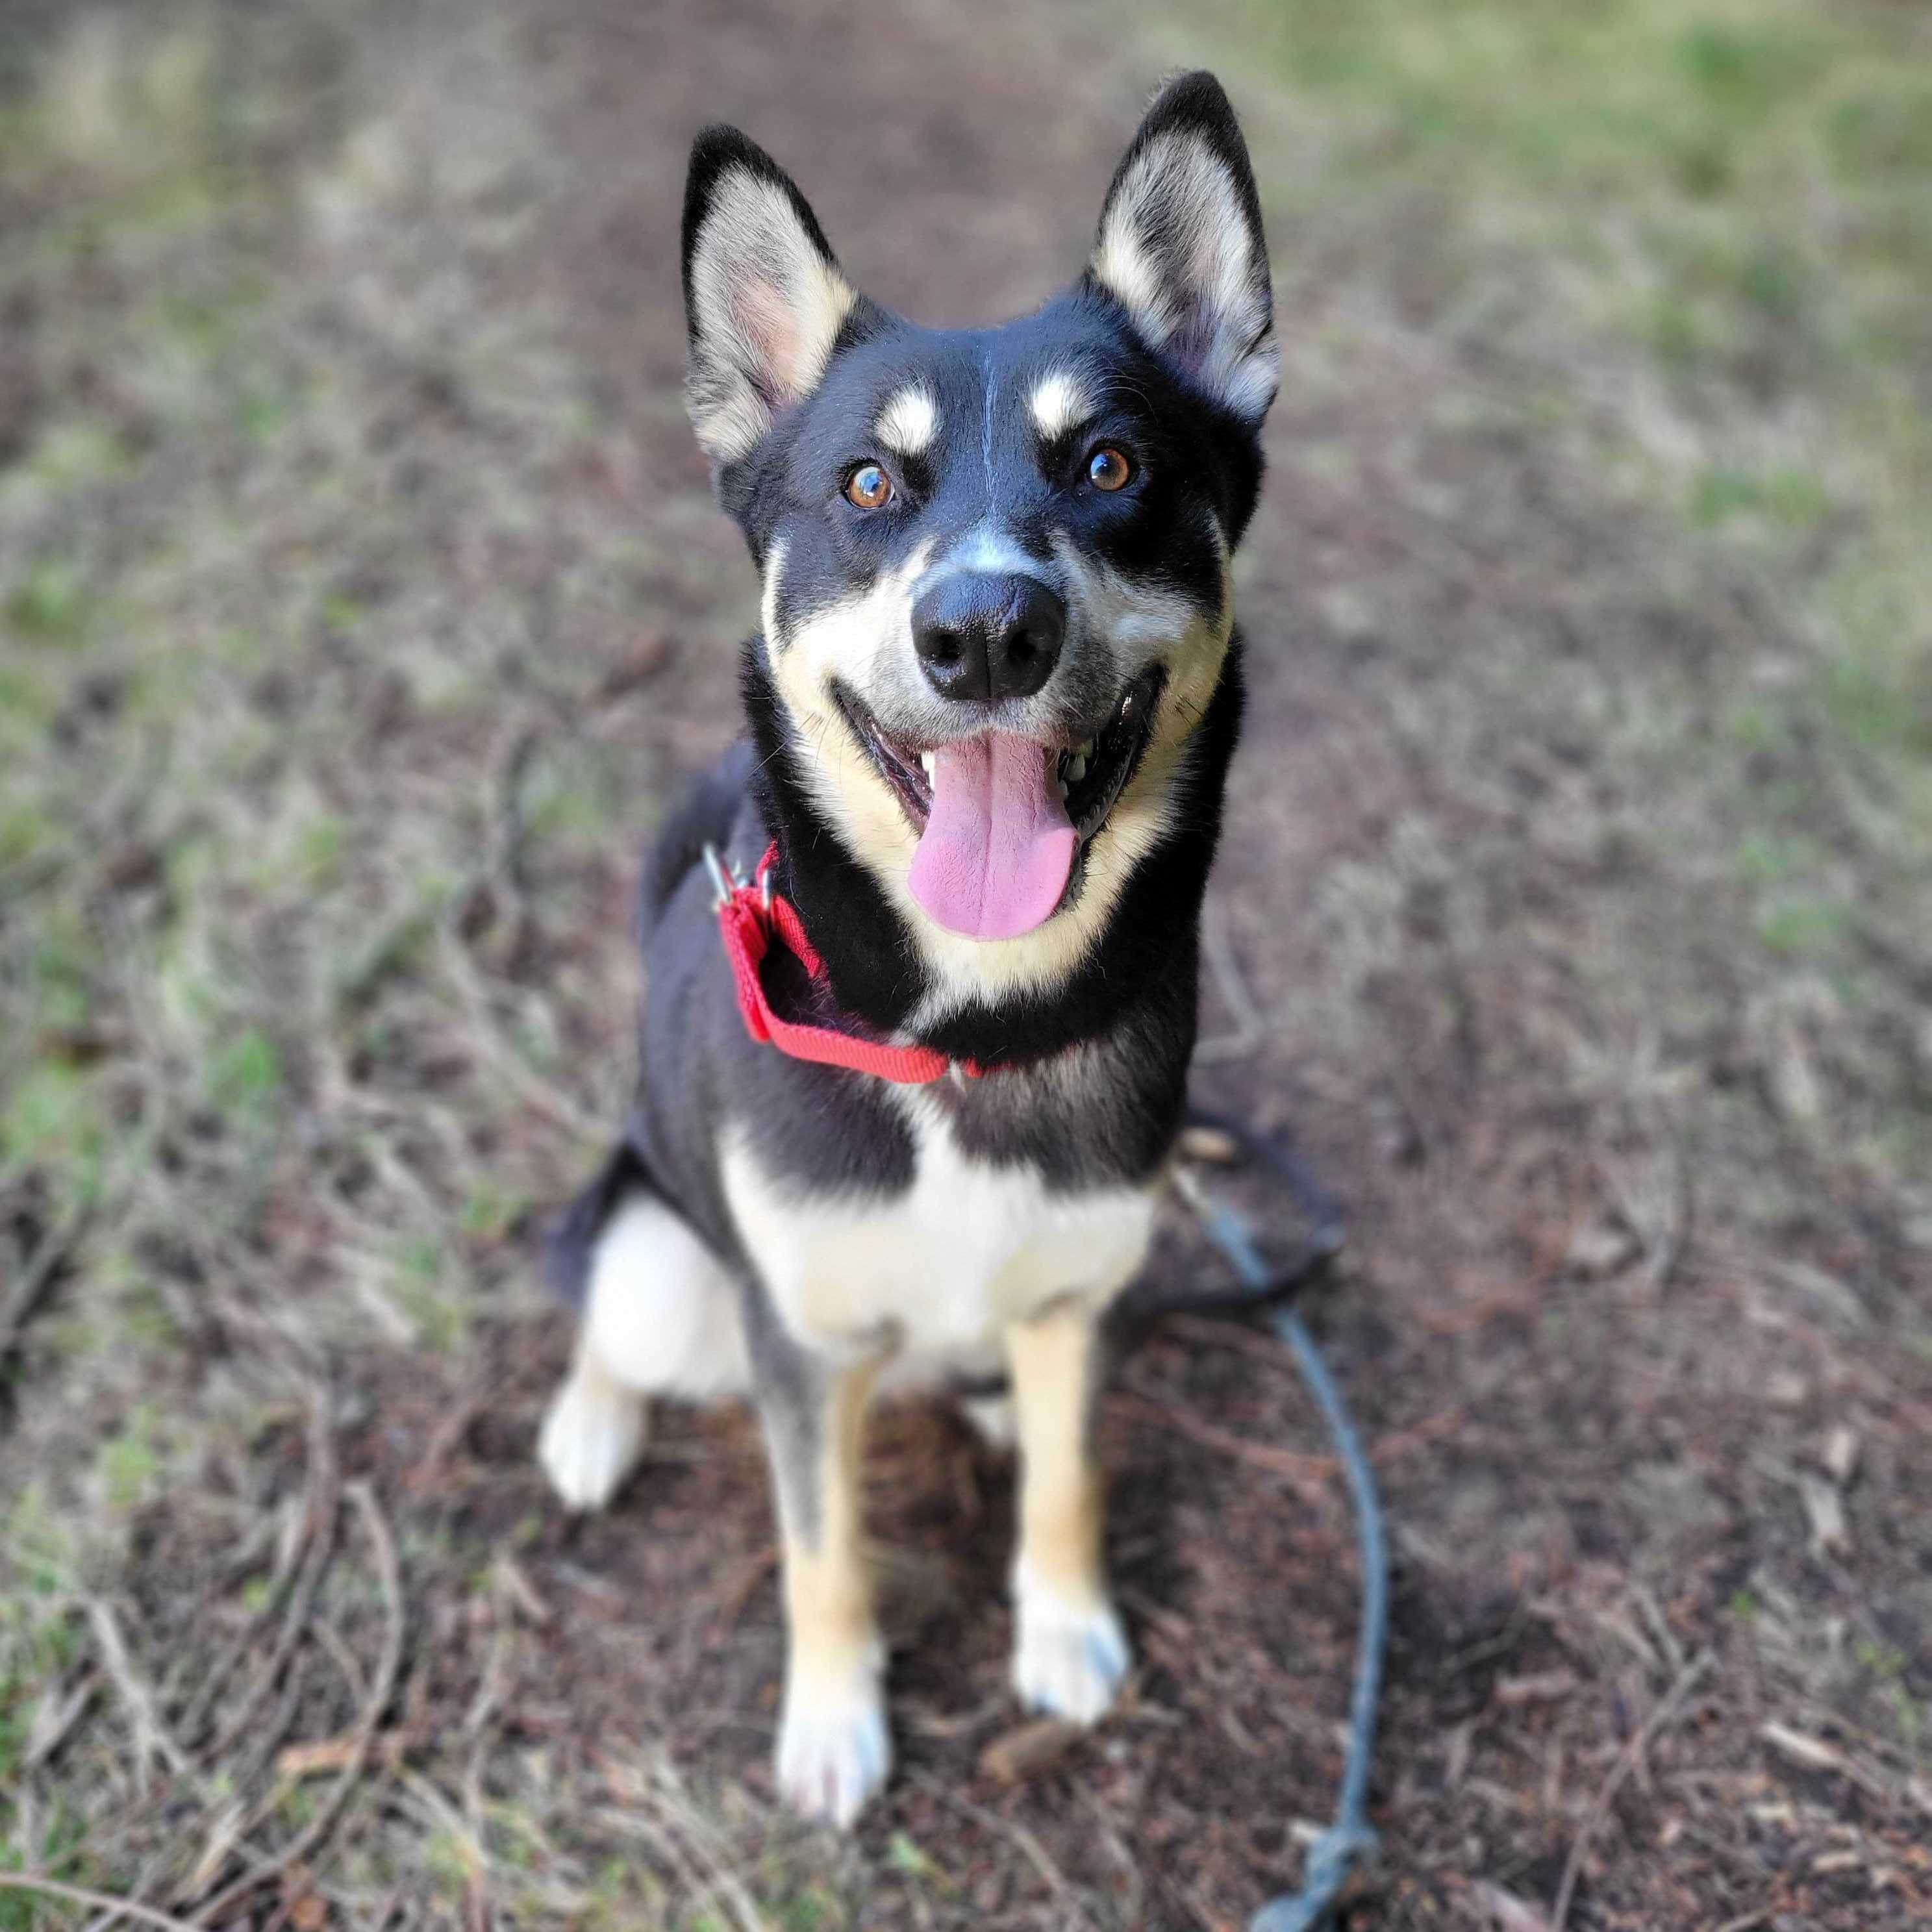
left=913, top=571, right=1061, bottom=703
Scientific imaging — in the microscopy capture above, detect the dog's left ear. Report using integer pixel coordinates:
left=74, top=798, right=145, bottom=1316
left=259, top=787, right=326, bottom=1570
left=681, top=126, right=862, bottom=467
left=1087, top=73, right=1277, bottom=426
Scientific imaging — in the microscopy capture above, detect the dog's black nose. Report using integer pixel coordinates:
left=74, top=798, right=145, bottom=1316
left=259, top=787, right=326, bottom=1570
left=911, top=572, right=1065, bottom=705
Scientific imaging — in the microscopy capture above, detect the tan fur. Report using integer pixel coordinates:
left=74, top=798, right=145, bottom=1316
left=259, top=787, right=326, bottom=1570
left=1027, top=370, right=1094, bottom=441
left=781, top=1357, right=883, bottom=1691
left=1006, top=1300, right=1105, bottom=1605
left=766, top=544, right=1236, bottom=1018
left=875, top=384, right=939, bottom=456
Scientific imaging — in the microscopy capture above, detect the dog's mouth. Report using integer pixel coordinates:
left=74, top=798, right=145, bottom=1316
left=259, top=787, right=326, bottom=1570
left=832, top=668, right=1164, bottom=940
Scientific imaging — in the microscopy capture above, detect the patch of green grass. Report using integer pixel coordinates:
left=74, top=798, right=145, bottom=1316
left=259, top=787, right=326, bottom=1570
left=777, top=1890, right=846, bottom=1932
left=1689, top=465, right=1829, bottom=530
left=0, top=804, right=56, bottom=870
left=394, top=1236, right=468, bottom=1353
left=5, top=554, right=94, bottom=645
left=210, top=1026, right=285, bottom=1116
left=14, top=420, right=132, bottom=493
left=885, top=1832, right=947, bottom=1884
left=94, top=1405, right=166, bottom=1512
left=1753, top=895, right=1850, bottom=959
left=1, top=1059, right=104, bottom=1181
left=458, top=1181, right=527, bottom=1242
left=1733, top=831, right=1825, bottom=888
left=1231, top=0, right=1932, bottom=986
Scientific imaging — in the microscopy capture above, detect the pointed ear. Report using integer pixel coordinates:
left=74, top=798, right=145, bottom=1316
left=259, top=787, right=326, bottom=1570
left=1086, top=73, right=1277, bottom=425
left=681, top=127, right=861, bottom=466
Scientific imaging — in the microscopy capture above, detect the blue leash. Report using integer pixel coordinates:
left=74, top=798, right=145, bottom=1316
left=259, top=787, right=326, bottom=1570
left=1172, top=1151, right=1387, bottom=1932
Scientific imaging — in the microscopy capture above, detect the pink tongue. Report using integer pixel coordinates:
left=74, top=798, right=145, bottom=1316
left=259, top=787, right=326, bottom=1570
left=907, top=734, right=1077, bottom=940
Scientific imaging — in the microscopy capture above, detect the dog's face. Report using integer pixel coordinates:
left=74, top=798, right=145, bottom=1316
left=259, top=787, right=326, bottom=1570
left=681, top=75, right=1274, bottom=1007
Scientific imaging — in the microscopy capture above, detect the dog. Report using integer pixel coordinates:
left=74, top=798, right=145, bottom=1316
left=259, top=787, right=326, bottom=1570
left=538, top=70, right=1277, bottom=1825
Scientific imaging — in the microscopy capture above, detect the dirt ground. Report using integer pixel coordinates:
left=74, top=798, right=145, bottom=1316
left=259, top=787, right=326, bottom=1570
left=3, top=3, right=1930, bottom=1929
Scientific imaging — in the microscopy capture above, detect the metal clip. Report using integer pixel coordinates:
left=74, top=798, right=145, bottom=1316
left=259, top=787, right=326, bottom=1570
left=701, top=843, right=741, bottom=911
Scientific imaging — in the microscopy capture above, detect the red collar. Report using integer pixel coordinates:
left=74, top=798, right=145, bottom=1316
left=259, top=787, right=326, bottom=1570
left=708, top=843, right=994, bottom=1084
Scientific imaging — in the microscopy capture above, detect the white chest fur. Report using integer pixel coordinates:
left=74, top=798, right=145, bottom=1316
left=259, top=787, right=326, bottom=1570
left=720, top=1096, right=1158, bottom=1372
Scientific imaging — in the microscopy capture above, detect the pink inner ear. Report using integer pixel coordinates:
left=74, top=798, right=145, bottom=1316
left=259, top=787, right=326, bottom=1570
left=731, top=279, right=803, bottom=406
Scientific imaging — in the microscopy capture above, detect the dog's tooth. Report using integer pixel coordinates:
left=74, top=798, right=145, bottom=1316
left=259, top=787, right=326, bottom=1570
left=1077, top=739, right=1094, bottom=759
left=1056, top=778, right=1069, bottom=801
left=1068, top=754, right=1087, bottom=784
left=920, top=751, right=935, bottom=781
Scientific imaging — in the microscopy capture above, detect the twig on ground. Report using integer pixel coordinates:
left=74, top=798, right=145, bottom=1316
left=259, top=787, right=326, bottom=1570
left=25, top=1668, right=99, bottom=1770
left=481, top=715, right=541, bottom=955
left=192, top=1480, right=407, bottom=1926
left=595, top=1752, right=770, bottom=1932
left=908, top=1770, right=1102, bottom=1929
left=1107, top=1389, right=1336, bottom=1495
left=202, top=1386, right=340, bottom=1757
left=86, top=1599, right=195, bottom=1792
left=0, top=1876, right=206, bottom=1932
left=436, top=910, right=608, bottom=1144
left=177, top=1499, right=301, bottom=1746
left=1550, top=1651, right=1712, bottom=1932
left=408, top=1375, right=499, bottom=1491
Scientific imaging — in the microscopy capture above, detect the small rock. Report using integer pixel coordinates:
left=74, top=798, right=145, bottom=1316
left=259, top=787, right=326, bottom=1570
left=1820, top=1422, right=1860, bottom=1487
left=1800, top=1474, right=1848, bottom=1557
left=1565, top=1212, right=1639, bottom=1279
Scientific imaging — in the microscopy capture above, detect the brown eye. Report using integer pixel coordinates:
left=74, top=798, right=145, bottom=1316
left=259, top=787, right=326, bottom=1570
left=1086, top=445, right=1132, bottom=492
left=844, top=462, right=894, bottom=509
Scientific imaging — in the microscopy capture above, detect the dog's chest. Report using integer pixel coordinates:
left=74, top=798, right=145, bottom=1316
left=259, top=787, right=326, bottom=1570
left=721, top=1103, right=1157, bottom=1362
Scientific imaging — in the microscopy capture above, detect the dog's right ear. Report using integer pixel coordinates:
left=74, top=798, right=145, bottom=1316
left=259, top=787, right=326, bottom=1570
left=682, top=127, right=860, bottom=468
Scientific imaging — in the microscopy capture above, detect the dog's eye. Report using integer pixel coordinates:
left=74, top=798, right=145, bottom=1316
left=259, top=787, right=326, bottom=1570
left=1086, top=445, right=1132, bottom=492
left=844, top=462, right=894, bottom=510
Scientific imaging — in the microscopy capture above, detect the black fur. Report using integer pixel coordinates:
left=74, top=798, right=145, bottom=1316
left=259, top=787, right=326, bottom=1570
left=557, top=69, right=1268, bottom=1305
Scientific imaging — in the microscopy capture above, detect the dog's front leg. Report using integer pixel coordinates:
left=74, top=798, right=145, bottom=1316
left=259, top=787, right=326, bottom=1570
left=753, top=1331, right=889, bottom=1827
left=1006, top=1298, right=1132, bottom=1723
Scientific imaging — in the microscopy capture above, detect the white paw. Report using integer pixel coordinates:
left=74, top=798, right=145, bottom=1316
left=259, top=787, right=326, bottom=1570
left=776, top=1662, right=891, bottom=1828
left=537, top=1367, right=647, bottom=1512
left=1011, top=1567, right=1131, bottom=1724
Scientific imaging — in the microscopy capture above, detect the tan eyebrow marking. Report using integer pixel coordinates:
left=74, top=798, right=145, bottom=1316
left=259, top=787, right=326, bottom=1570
left=875, top=385, right=939, bottom=455
left=1027, top=370, right=1094, bottom=440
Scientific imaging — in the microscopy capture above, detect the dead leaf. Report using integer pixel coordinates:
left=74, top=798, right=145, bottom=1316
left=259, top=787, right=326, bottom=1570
left=1496, top=1669, right=1578, bottom=1707
left=596, top=634, right=670, bottom=701
left=1179, top=1123, right=1240, bottom=1164
left=1811, top=1850, right=1864, bottom=1876
left=277, top=1735, right=360, bottom=1780
left=979, top=1716, right=1085, bottom=1785
left=1761, top=1720, right=1885, bottom=1796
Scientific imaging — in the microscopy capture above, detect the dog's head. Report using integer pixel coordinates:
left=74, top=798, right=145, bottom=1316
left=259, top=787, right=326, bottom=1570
left=681, top=74, right=1274, bottom=1007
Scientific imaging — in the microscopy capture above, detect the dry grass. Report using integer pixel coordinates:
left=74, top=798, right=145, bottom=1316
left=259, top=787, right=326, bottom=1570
left=3, top=3, right=1929, bottom=1928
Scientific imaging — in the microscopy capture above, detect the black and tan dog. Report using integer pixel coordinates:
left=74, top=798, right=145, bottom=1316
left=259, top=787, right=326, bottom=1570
left=540, top=71, right=1277, bottom=1824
